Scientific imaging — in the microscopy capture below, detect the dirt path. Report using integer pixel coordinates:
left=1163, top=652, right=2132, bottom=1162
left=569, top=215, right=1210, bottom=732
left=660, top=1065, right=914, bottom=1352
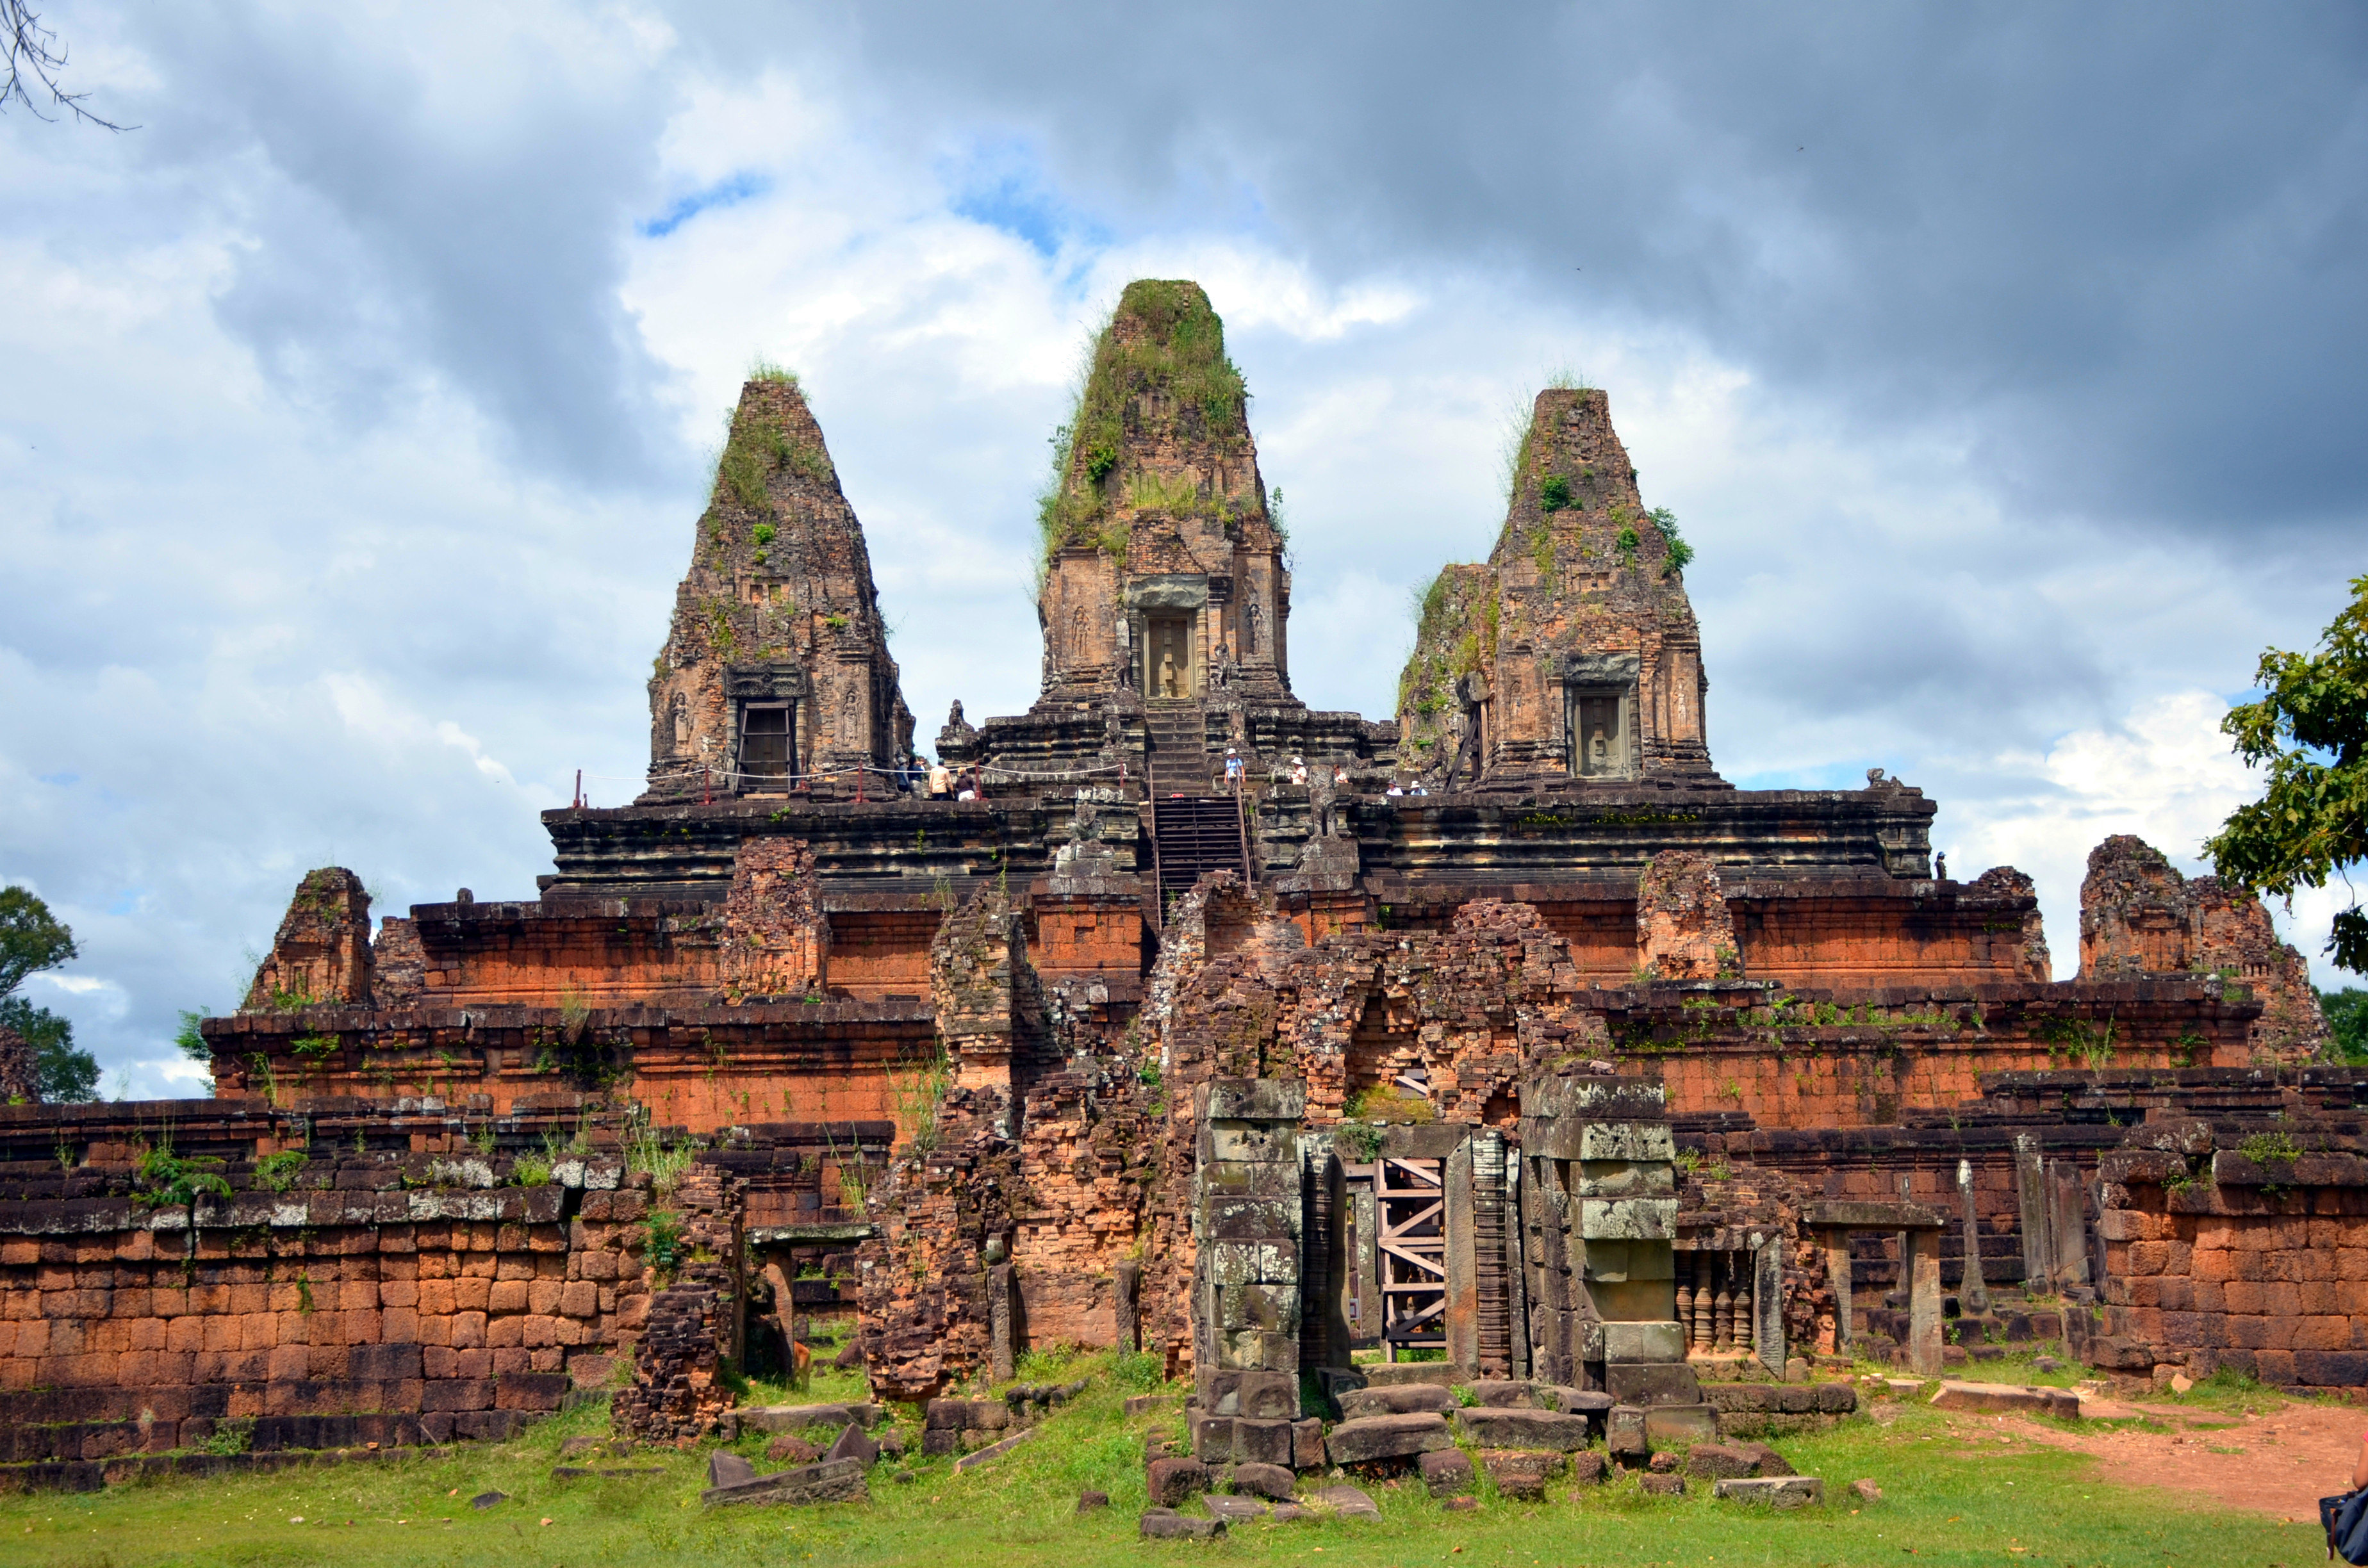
left=1993, top=1398, right=2362, bottom=1524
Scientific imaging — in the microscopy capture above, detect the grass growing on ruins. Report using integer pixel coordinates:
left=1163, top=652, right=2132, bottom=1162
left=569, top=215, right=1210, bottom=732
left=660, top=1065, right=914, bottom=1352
left=0, top=1350, right=2305, bottom=1568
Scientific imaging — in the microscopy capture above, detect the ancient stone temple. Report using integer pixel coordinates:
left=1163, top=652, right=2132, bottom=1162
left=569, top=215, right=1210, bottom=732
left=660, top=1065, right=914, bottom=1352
left=939, top=281, right=1385, bottom=801
left=640, top=372, right=915, bottom=803
left=1399, top=388, right=1712, bottom=789
left=0, top=278, right=2350, bottom=1494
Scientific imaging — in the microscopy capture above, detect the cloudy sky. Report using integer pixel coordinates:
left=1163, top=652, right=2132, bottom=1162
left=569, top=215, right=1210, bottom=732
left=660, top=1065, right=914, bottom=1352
left=4, top=1, right=2363, bottom=1095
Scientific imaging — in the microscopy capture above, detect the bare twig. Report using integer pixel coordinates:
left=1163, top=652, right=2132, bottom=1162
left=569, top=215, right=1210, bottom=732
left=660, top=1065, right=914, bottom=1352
left=3, top=0, right=134, bottom=129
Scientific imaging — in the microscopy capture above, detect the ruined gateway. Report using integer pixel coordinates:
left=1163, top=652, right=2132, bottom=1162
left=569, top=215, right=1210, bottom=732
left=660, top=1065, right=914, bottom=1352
left=0, top=280, right=2353, bottom=1485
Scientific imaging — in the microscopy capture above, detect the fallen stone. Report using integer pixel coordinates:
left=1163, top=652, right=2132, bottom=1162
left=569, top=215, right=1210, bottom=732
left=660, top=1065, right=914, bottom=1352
left=1848, top=1478, right=1882, bottom=1504
left=1464, top=1379, right=1538, bottom=1407
left=825, top=1422, right=879, bottom=1469
left=1419, top=1448, right=1474, bottom=1498
left=1147, top=1456, right=1212, bottom=1507
left=1078, top=1490, right=1109, bottom=1512
left=1292, top=1417, right=1325, bottom=1471
left=2169, top=1373, right=2195, bottom=1394
left=1638, top=1473, right=1685, bottom=1497
left=1453, top=1408, right=1591, bottom=1451
left=1229, top=1462, right=1295, bottom=1501
left=1442, top=1495, right=1479, bottom=1512
left=1546, top=1387, right=1616, bottom=1419
left=953, top=1428, right=1035, bottom=1473
left=1336, top=1384, right=1456, bottom=1420
left=1732, top=1441, right=1793, bottom=1477
left=1202, top=1494, right=1270, bottom=1523
left=1606, top=1361, right=1700, bottom=1407
left=470, top=1490, right=507, bottom=1510
left=1606, top=1405, right=1649, bottom=1459
left=766, top=1434, right=820, bottom=1464
left=1928, top=1382, right=2080, bottom=1419
left=1325, top=1412, right=1452, bottom=1465
left=1644, top=1404, right=1719, bottom=1448
left=2032, top=1356, right=2062, bottom=1373
left=557, top=1436, right=600, bottom=1458
left=1567, top=1453, right=1608, bottom=1485
left=741, top=1402, right=883, bottom=1433
left=891, top=1470, right=916, bottom=1485
left=707, top=1452, right=757, bottom=1489
left=878, top=1428, right=905, bottom=1458
left=1647, top=1451, right=1679, bottom=1474
left=1139, top=1509, right=1223, bottom=1540
left=702, top=1457, right=869, bottom=1508
left=1684, top=1444, right=1760, bottom=1481
left=1880, top=1378, right=1925, bottom=1397
left=833, top=1341, right=863, bottom=1369
left=1714, top=1476, right=1823, bottom=1508
left=1310, top=1483, right=1381, bottom=1519
left=1479, top=1448, right=1563, bottom=1500
left=1124, top=1394, right=1179, bottom=1417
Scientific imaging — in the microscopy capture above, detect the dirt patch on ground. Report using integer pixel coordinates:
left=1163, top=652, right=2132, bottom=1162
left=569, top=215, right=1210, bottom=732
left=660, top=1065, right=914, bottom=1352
left=1996, top=1398, right=2361, bottom=1524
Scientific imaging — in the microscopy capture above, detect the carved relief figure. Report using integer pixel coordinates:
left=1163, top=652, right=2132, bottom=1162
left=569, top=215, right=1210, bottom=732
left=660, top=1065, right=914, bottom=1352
left=1158, top=650, right=1178, bottom=698
left=1588, top=728, right=1608, bottom=771
left=670, top=692, right=691, bottom=751
left=1114, top=614, right=1134, bottom=689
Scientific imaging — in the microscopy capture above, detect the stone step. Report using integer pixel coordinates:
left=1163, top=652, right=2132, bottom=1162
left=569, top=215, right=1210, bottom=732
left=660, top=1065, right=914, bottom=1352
left=1451, top=1407, right=1592, bottom=1451
left=1713, top=1475, right=1823, bottom=1508
left=1354, top=1362, right=1474, bottom=1388
left=1335, top=1384, right=1455, bottom=1420
left=1323, top=1411, right=1451, bottom=1466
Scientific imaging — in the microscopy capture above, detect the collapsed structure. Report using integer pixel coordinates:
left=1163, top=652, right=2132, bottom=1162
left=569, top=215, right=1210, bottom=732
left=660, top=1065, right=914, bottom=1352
left=1, top=280, right=2351, bottom=1489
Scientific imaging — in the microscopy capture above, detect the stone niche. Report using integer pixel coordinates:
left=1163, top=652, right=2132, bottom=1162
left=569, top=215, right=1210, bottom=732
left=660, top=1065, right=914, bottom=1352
left=1563, top=652, right=1640, bottom=780
left=723, top=662, right=811, bottom=792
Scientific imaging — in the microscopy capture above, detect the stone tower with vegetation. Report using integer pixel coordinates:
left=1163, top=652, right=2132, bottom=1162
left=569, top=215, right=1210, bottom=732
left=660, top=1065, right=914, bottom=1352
left=1033, top=279, right=1294, bottom=706
left=1396, top=388, right=1714, bottom=789
left=640, top=371, right=913, bottom=801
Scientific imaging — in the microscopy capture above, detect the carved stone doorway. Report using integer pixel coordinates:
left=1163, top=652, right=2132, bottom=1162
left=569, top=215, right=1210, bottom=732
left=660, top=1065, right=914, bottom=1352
left=1147, top=614, right=1194, bottom=700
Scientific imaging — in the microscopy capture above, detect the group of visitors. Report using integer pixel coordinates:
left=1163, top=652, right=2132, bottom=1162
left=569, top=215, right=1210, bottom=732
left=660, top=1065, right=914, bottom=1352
left=895, top=754, right=981, bottom=801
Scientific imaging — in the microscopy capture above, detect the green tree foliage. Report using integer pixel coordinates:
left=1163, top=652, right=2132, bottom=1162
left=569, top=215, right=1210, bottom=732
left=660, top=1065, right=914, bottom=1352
left=2205, top=573, right=2368, bottom=972
left=2323, top=988, right=2368, bottom=1062
left=0, top=883, right=74, bottom=995
left=0, top=884, right=97, bottom=1102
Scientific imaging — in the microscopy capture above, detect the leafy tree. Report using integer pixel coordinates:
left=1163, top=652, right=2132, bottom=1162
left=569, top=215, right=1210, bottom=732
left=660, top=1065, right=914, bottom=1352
left=2205, top=573, right=2368, bottom=972
left=0, top=884, right=98, bottom=1101
left=2323, top=988, right=2368, bottom=1063
left=0, top=884, right=74, bottom=996
left=0, top=995, right=97, bottom=1102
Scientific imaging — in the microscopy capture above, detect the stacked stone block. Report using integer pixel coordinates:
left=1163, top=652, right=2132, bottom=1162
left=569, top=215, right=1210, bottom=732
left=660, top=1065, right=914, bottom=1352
left=1188, top=1079, right=1315, bottom=1468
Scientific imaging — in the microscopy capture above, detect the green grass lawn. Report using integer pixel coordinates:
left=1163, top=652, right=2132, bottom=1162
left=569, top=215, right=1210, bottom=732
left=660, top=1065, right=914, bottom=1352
left=0, top=1351, right=2308, bottom=1568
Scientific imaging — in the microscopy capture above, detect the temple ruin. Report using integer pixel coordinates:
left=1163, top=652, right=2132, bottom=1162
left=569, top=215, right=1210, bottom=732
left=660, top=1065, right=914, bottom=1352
left=0, top=280, right=2349, bottom=1495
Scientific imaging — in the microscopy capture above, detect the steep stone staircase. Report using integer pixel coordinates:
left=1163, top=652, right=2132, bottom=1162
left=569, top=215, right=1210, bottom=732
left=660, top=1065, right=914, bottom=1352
left=1142, top=702, right=1250, bottom=917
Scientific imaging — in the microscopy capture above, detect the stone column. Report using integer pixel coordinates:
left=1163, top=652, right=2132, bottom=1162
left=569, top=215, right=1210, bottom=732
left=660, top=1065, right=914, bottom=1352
left=1821, top=1231, right=1854, bottom=1355
left=1445, top=1136, right=1479, bottom=1373
left=2047, top=1160, right=2092, bottom=1290
left=2014, top=1134, right=2053, bottom=1291
left=1957, top=1159, right=1990, bottom=1315
left=1115, top=1261, right=1141, bottom=1354
left=1903, top=1228, right=1943, bottom=1376
left=1191, top=1078, right=1304, bottom=1469
left=989, top=1263, right=1015, bottom=1381
left=1751, top=1234, right=1786, bottom=1378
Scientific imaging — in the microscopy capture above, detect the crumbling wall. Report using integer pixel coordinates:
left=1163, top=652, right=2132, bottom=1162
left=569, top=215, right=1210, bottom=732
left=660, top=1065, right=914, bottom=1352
left=1636, top=852, right=1736, bottom=980
left=2080, top=835, right=2325, bottom=1061
left=2094, top=1117, right=2368, bottom=1389
left=719, top=837, right=829, bottom=1000
left=241, top=868, right=374, bottom=1012
left=0, top=1107, right=649, bottom=1464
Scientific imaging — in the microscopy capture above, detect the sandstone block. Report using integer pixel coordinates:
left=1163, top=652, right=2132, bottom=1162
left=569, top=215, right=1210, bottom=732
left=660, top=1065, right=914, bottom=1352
left=1454, top=1408, right=1591, bottom=1451
left=1336, top=1382, right=1454, bottom=1420
left=1714, top=1476, right=1821, bottom=1508
left=1418, top=1448, right=1474, bottom=1498
left=1146, top=1457, right=1211, bottom=1507
left=702, top=1456, right=868, bottom=1508
left=1324, top=1412, right=1451, bottom=1465
left=1643, top=1405, right=1718, bottom=1448
left=1606, top=1362, right=1699, bottom=1406
left=1229, top=1461, right=1294, bottom=1500
left=1139, top=1509, right=1222, bottom=1540
left=1480, top=1448, right=1563, bottom=1499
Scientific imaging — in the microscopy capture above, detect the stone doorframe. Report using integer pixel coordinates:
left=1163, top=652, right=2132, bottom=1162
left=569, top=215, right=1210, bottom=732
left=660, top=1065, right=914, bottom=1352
left=1802, top=1200, right=1948, bottom=1375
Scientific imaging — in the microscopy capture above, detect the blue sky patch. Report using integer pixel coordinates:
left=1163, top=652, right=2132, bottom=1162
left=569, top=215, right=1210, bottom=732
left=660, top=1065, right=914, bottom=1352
left=946, top=139, right=1103, bottom=261
left=637, top=172, right=771, bottom=239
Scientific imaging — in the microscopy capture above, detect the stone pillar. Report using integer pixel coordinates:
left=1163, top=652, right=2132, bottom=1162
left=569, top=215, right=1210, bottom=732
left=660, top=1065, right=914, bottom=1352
left=989, top=1262, right=1015, bottom=1382
left=2048, top=1160, right=2092, bottom=1291
left=1752, top=1234, right=1786, bottom=1378
left=1957, top=1159, right=1990, bottom=1315
left=1902, top=1229, right=1943, bottom=1376
left=1191, top=1079, right=1304, bottom=1468
left=2014, top=1134, right=2053, bottom=1291
left=1445, top=1136, right=1479, bottom=1373
left=1115, top=1261, right=1141, bottom=1354
left=1821, top=1232, right=1854, bottom=1354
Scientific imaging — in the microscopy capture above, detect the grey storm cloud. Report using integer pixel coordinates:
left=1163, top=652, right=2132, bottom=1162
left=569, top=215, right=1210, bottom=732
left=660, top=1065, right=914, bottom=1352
left=702, top=0, right=2368, bottom=544
left=115, top=5, right=689, bottom=489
